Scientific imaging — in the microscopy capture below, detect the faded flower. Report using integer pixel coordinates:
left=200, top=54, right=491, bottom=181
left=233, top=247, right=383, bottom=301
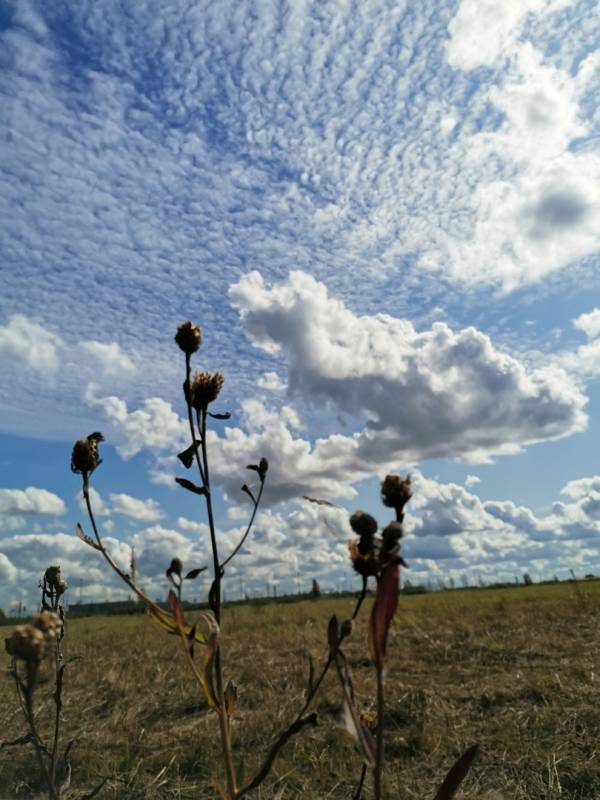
left=71, top=432, right=104, bottom=477
left=5, top=612, right=60, bottom=662
left=191, top=370, right=225, bottom=410
left=175, top=321, right=202, bottom=355
left=380, top=475, right=412, bottom=515
left=45, top=565, right=68, bottom=596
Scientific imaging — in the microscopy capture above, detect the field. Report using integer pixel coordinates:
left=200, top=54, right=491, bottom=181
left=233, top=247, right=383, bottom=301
left=2, top=580, right=599, bottom=799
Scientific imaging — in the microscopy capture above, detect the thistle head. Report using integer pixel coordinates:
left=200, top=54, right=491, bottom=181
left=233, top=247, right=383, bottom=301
left=71, top=432, right=104, bottom=478
left=191, top=370, right=225, bottom=411
left=175, top=321, right=202, bottom=355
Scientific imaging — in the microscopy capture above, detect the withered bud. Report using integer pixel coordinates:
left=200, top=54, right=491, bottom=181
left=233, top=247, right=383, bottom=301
left=380, top=475, right=412, bottom=513
left=71, top=432, right=104, bottom=476
left=33, top=611, right=61, bottom=640
left=224, top=679, right=238, bottom=716
left=381, top=521, right=404, bottom=548
left=168, top=558, right=183, bottom=577
left=44, top=565, right=67, bottom=596
left=5, top=625, right=45, bottom=662
left=349, top=540, right=380, bottom=578
left=175, top=321, right=202, bottom=355
left=191, top=370, right=224, bottom=410
left=349, top=511, right=378, bottom=539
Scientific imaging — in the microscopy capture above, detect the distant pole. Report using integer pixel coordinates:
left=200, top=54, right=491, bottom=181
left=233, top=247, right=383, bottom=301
left=79, top=579, right=83, bottom=605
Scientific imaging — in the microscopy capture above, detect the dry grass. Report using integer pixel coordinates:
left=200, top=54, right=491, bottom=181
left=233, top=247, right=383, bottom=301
left=2, top=580, right=599, bottom=799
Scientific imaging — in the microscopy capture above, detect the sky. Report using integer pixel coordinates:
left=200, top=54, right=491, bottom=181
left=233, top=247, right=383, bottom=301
left=1, top=0, right=599, bottom=614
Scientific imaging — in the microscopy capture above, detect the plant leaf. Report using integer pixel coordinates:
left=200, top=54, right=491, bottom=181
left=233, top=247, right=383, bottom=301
left=75, top=523, right=102, bottom=551
left=168, top=589, right=186, bottom=628
left=368, top=562, right=399, bottom=667
left=241, top=483, right=256, bottom=504
left=433, top=744, right=479, bottom=800
left=177, top=441, right=202, bottom=469
left=185, top=567, right=207, bottom=580
left=175, top=477, right=207, bottom=495
left=147, top=604, right=206, bottom=644
left=208, top=412, right=231, bottom=420
left=301, top=495, right=338, bottom=508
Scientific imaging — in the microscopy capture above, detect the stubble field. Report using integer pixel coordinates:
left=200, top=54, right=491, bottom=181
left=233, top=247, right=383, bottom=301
left=2, top=580, right=599, bottom=799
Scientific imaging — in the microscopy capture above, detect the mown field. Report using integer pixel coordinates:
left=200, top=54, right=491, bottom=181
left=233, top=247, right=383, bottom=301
left=2, top=580, right=599, bottom=799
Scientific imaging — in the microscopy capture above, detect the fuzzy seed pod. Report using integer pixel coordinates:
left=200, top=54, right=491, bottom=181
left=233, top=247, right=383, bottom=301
left=175, top=321, right=202, bottom=355
left=191, top=370, right=225, bottom=410
left=349, top=511, right=378, bottom=538
left=380, top=475, right=412, bottom=513
left=71, top=432, right=104, bottom=476
left=5, top=625, right=45, bottom=661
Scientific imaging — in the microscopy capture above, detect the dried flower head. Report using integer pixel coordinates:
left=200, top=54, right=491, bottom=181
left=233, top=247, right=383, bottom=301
left=381, top=521, right=404, bottom=548
left=380, top=474, right=412, bottom=514
left=175, top=321, right=202, bottom=355
left=191, top=370, right=225, bottom=410
left=168, top=557, right=183, bottom=578
left=71, top=432, right=104, bottom=477
left=33, top=611, right=61, bottom=641
left=44, top=565, right=68, bottom=596
left=349, top=511, right=378, bottom=539
left=5, top=624, right=46, bottom=662
left=349, top=540, right=380, bottom=578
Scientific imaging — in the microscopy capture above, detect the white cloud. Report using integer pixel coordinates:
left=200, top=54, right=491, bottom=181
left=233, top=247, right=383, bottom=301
left=79, top=340, right=137, bottom=377
left=84, top=383, right=188, bottom=458
left=0, top=314, right=62, bottom=373
left=574, top=309, right=600, bottom=340
left=465, top=475, right=480, bottom=487
left=230, top=271, right=586, bottom=465
left=257, top=371, right=287, bottom=391
left=0, top=487, right=65, bottom=519
left=109, top=493, right=163, bottom=522
left=446, top=0, right=569, bottom=71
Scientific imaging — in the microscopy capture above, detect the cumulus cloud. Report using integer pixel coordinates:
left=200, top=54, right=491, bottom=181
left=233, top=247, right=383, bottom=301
left=84, top=383, right=187, bottom=458
left=465, top=475, right=480, bottom=487
left=109, top=493, right=163, bottom=522
left=79, top=340, right=137, bottom=377
left=574, top=309, right=600, bottom=340
left=230, top=271, right=586, bottom=463
left=0, top=314, right=62, bottom=373
left=0, top=486, right=65, bottom=530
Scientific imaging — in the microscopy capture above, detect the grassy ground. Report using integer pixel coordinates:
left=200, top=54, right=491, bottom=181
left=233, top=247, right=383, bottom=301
left=1, top=580, right=599, bottom=799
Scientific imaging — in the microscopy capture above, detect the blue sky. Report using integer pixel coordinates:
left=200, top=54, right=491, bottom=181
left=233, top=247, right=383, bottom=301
left=1, top=0, right=599, bottom=613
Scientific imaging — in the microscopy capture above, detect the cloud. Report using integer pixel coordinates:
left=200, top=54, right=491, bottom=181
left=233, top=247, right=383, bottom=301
left=257, top=371, right=287, bottom=391
left=0, top=314, right=62, bottom=373
left=109, top=493, right=163, bottom=522
left=79, top=340, right=137, bottom=377
left=0, top=487, right=65, bottom=530
left=230, top=270, right=587, bottom=463
left=574, top=309, right=600, bottom=340
left=446, top=0, right=568, bottom=70
left=464, top=475, right=480, bottom=487
left=84, top=383, right=187, bottom=458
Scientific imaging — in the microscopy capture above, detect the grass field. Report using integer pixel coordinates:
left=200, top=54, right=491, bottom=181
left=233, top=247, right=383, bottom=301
left=2, top=580, right=599, bottom=799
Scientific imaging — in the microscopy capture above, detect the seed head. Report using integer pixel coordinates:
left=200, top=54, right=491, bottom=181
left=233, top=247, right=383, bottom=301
left=71, top=432, right=104, bottom=477
left=175, top=321, right=202, bottom=355
left=381, top=521, right=404, bottom=548
left=380, top=474, right=412, bottom=514
left=191, top=370, right=225, bottom=410
left=168, top=558, right=183, bottom=577
left=349, top=511, right=378, bottom=539
left=33, top=611, right=61, bottom=641
left=5, top=625, right=46, bottom=662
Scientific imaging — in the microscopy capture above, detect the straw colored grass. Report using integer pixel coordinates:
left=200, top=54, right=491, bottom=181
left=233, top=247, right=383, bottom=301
left=2, top=580, right=599, bottom=799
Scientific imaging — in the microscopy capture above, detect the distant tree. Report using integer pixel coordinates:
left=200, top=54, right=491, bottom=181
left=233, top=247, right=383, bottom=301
left=523, top=572, right=533, bottom=585
left=311, top=578, right=321, bottom=598
left=0, top=607, right=5, bottom=623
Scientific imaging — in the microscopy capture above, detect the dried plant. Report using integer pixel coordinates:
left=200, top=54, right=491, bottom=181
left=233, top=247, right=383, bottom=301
left=3, top=567, right=85, bottom=799
left=69, top=319, right=479, bottom=798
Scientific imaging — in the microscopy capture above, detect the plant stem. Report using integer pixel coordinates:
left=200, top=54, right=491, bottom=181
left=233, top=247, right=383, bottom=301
left=23, top=671, right=56, bottom=800
left=374, top=664, right=385, bottom=800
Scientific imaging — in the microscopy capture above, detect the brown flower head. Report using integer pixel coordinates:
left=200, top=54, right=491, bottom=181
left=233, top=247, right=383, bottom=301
left=191, top=370, right=224, bottom=410
left=33, top=611, right=61, bottom=641
left=44, top=565, right=67, bottom=596
left=167, top=557, right=183, bottom=578
left=175, top=321, right=202, bottom=355
left=71, top=432, right=104, bottom=477
left=349, top=511, right=378, bottom=539
left=5, top=624, right=46, bottom=662
left=380, top=474, right=412, bottom=515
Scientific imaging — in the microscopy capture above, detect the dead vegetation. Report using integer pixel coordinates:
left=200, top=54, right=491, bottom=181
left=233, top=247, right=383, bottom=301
left=2, top=581, right=599, bottom=799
